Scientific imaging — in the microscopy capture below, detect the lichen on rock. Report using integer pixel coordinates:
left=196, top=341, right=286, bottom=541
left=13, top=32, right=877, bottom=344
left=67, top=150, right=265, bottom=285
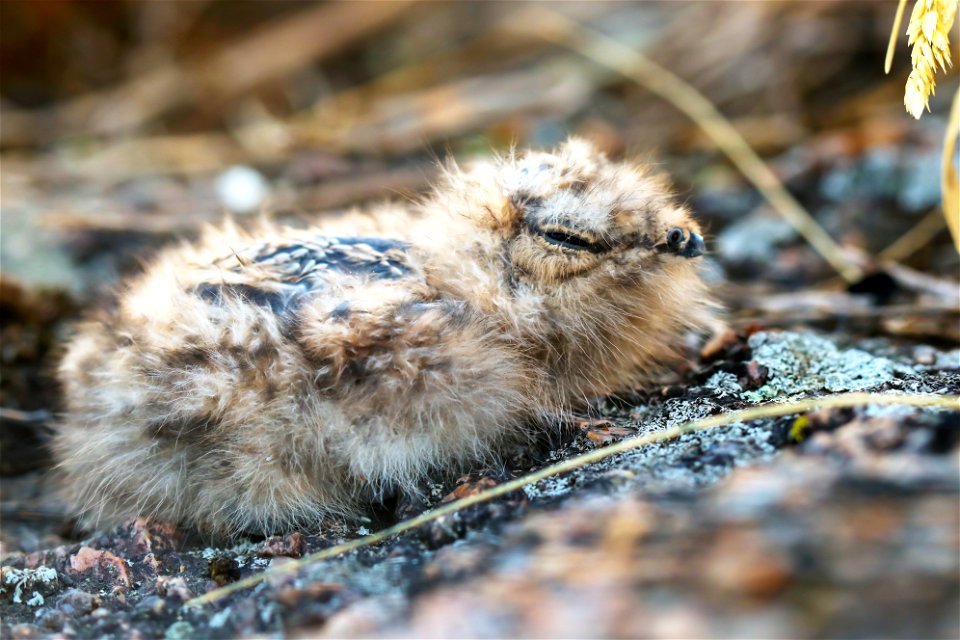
left=742, top=331, right=909, bottom=402
left=1, top=566, right=58, bottom=605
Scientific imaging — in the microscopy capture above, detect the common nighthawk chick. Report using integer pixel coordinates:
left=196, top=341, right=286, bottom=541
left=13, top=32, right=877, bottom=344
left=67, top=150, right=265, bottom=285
left=55, top=139, right=715, bottom=536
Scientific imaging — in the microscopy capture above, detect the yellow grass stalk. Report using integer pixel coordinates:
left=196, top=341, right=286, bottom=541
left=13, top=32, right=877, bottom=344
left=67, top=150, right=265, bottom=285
left=942, top=87, right=960, bottom=251
left=903, top=0, right=957, bottom=119
left=888, top=1, right=960, bottom=252
left=886, top=0, right=912, bottom=74
left=188, top=391, right=959, bottom=607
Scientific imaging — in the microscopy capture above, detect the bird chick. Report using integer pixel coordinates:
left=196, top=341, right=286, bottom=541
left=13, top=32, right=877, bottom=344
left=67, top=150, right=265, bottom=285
left=55, top=139, right=716, bottom=537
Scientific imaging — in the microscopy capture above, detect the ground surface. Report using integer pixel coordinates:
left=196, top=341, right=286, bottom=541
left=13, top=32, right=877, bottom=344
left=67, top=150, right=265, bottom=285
left=2, top=330, right=958, bottom=639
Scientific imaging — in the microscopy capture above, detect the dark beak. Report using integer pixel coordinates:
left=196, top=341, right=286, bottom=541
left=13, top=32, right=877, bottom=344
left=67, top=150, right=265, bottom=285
left=660, top=228, right=706, bottom=258
left=681, top=232, right=705, bottom=258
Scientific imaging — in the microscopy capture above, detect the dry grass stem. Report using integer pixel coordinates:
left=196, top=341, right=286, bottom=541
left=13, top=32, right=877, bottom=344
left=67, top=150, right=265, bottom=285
left=886, top=0, right=912, bottom=74
left=941, top=86, right=960, bottom=251
left=879, top=209, right=949, bottom=261
left=187, top=391, right=959, bottom=608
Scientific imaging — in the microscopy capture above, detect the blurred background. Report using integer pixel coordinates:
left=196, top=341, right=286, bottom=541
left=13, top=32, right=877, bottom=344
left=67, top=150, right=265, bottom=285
left=2, top=1, right=956, bottom=277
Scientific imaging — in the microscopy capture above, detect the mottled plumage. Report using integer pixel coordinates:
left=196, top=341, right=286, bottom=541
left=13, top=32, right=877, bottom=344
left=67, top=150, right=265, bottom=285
left=55, top=139, right=717, bottom=537
left=194, top=236, right=412, bottom=314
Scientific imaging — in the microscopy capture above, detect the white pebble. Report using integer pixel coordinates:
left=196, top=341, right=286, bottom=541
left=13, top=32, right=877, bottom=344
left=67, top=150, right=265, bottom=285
left=216, top=166, right=269, bottom=214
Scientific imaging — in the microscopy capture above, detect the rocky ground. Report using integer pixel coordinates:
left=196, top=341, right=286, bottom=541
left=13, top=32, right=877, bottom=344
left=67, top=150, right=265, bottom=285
left=2, top=330, right=957, bottom=639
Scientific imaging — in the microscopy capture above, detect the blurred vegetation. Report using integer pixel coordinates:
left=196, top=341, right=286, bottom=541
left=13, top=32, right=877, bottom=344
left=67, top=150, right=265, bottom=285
left=1, top=0, right=958, bottom=412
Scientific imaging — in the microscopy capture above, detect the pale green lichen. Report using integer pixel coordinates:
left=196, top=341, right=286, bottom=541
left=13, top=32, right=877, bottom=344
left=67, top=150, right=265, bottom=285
left=742, top=331, right=908, bottom=402
left=704, top=371, right=742, bottom=397
left=164, top=621, right=195, bottom=639
left=1, top=566, right=58, bottom=605
left=199, top=540, right=260, bottom=561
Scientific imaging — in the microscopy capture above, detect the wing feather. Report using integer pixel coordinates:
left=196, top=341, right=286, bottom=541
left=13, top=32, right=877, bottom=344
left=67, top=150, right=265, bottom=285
left=194, top=236, right=412, bottom=313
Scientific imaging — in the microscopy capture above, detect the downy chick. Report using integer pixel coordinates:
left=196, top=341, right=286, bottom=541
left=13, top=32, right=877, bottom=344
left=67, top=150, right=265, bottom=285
left=55, top=139, right=715, bottom=537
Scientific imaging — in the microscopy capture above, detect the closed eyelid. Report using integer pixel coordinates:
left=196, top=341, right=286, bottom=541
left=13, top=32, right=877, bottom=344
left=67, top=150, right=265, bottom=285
left=525, top=221, right=617, bottom=254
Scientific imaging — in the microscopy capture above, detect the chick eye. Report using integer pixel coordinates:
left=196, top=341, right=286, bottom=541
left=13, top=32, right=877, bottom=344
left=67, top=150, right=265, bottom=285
left=541, top=230, right=600, bottom=252
left=666, top=227, right=685, bottom=248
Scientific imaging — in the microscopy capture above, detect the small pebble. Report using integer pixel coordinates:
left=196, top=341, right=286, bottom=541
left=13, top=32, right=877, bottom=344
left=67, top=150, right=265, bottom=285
left=34, top=608, right=66, bottom=631
left=56, top=589, right=100, bottom=616
left=10, top=623, right=42, bottom=638
left=215, top=166, right=269, bottom=214
left=913, top=345, right=937, bottom=366
left=164, top=620, right=194, bottom=640
left=259, top=532, right=305, bottom=559
left=137, top=595, right=166, bottom=616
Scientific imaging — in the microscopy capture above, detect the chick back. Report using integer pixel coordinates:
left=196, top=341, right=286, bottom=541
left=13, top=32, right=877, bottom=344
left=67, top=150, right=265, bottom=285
left=55, top=227, right=536, bottom=537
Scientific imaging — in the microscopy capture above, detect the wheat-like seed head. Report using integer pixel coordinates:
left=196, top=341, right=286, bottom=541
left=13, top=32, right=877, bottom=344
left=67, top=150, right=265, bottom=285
left=904, top=0, right=958, bottom=119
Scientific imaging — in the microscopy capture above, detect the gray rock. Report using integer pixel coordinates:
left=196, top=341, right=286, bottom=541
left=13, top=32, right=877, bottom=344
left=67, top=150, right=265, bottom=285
left=56, top=589, right=99, bottom=617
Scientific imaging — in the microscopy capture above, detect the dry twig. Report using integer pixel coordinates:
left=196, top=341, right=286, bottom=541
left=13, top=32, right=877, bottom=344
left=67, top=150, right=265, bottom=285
left=187, top=391, right=959, bottom=607
left=885, top=0, right=912, bottom=75
left=879, top=208, right=949, bottom=262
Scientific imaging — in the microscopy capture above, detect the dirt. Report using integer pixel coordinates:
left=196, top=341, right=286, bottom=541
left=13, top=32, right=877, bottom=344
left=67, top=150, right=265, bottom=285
left=1, top=330, right=957, bottom=639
